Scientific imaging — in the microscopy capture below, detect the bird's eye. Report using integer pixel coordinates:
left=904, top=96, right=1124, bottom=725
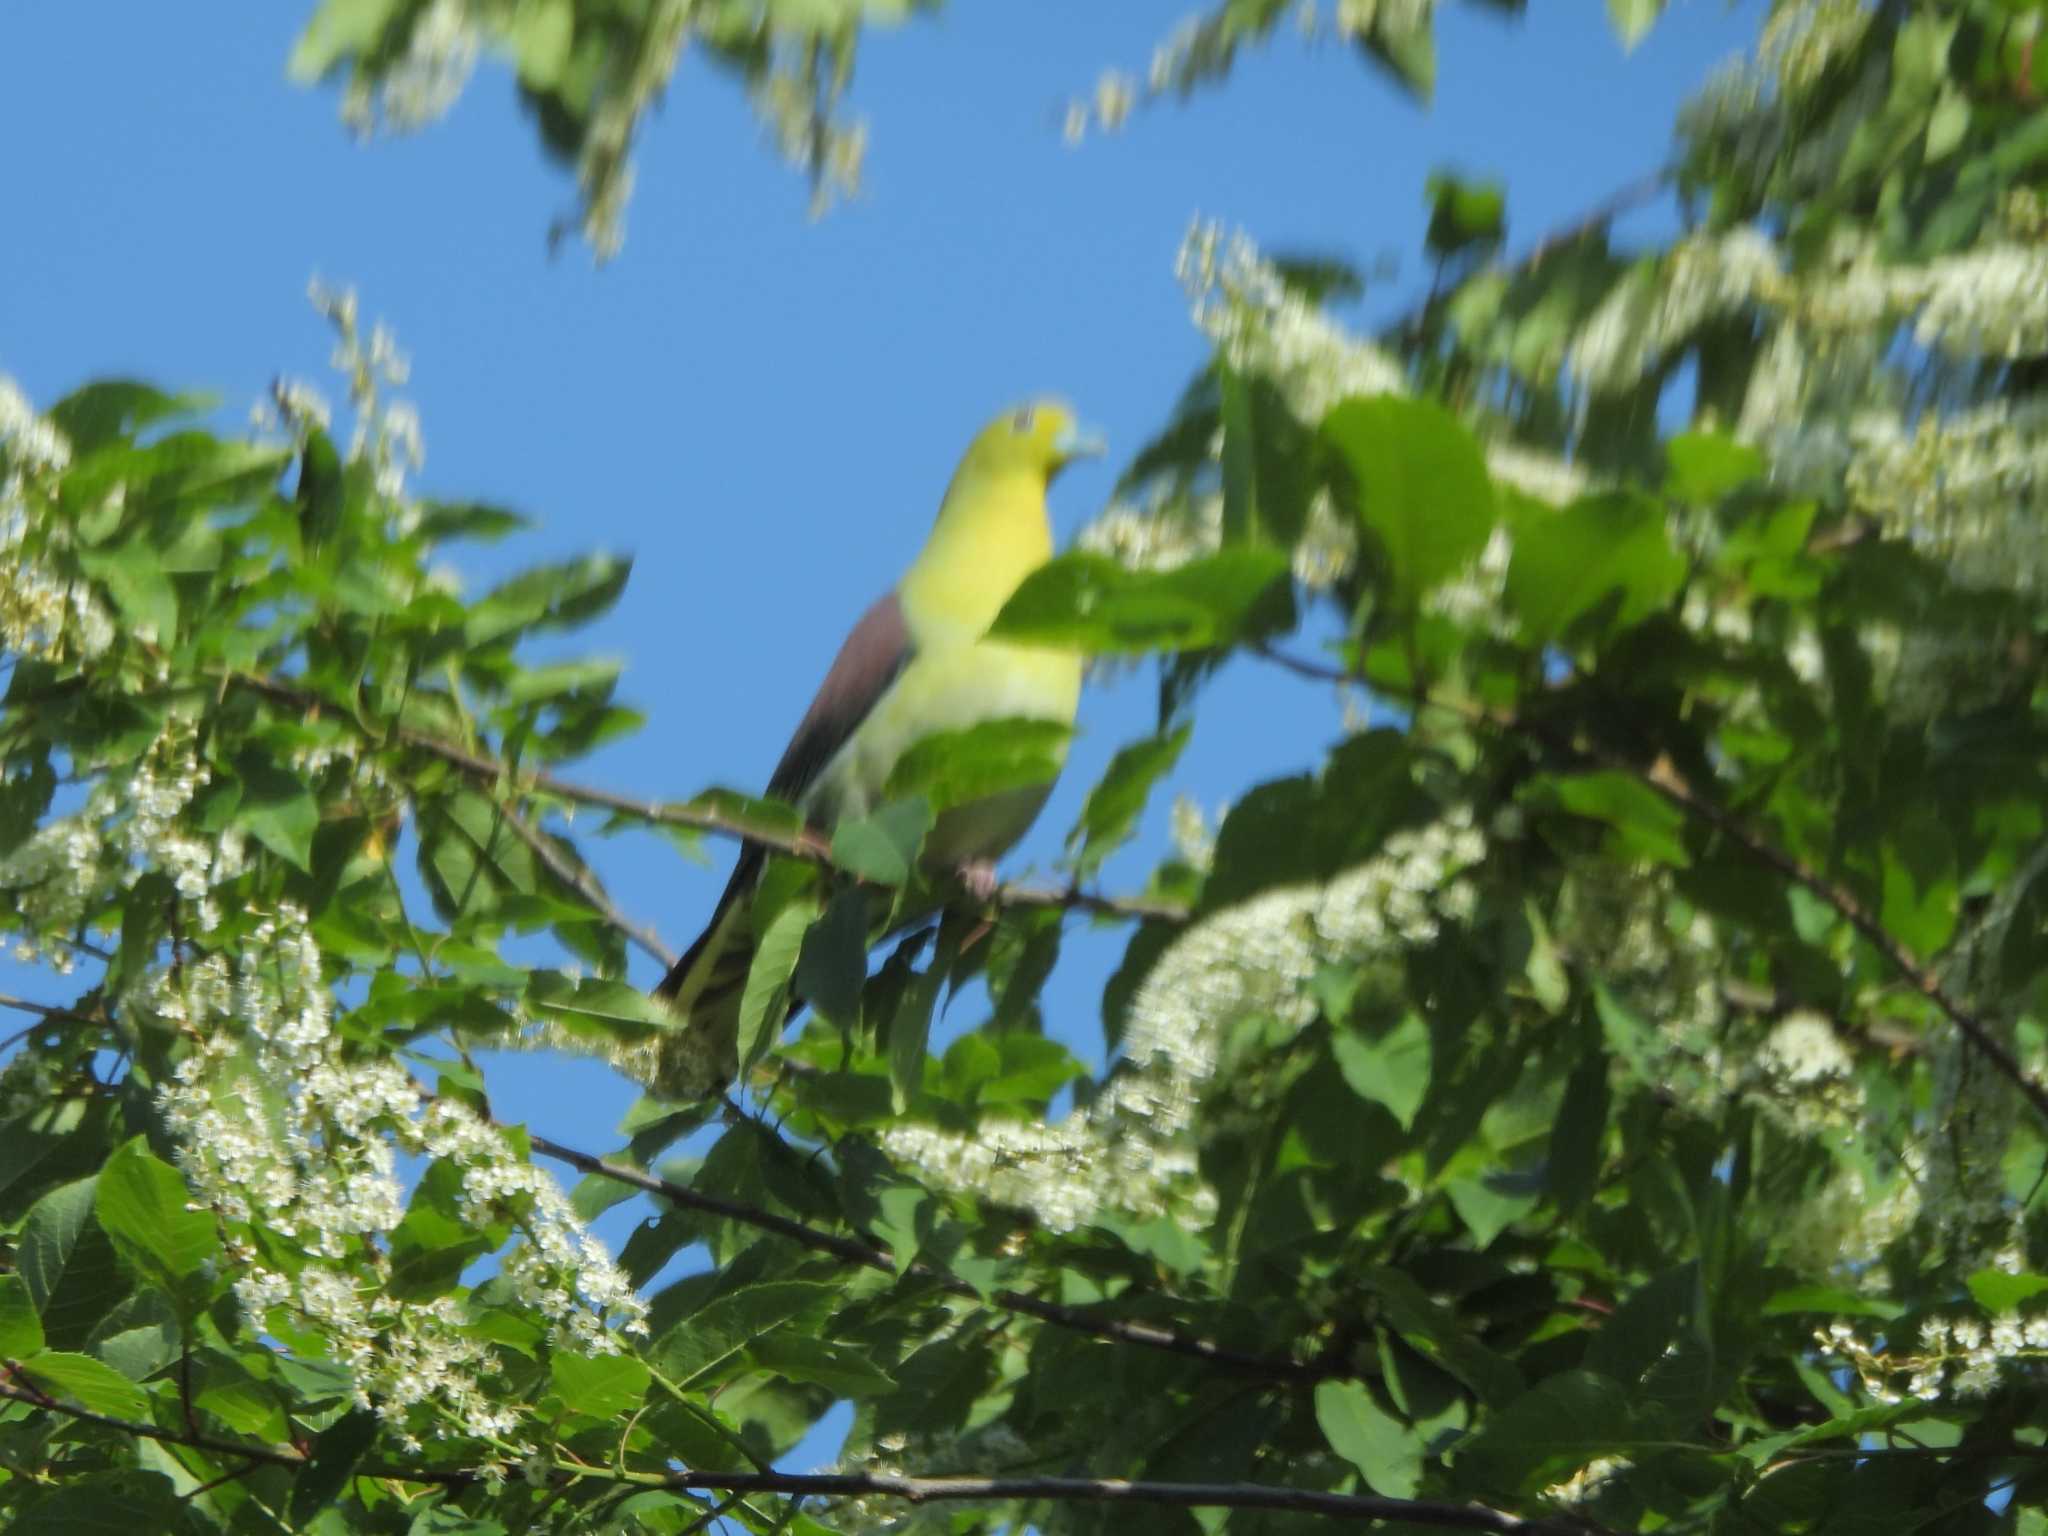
left=1011, top=407, right=1037, bottom=435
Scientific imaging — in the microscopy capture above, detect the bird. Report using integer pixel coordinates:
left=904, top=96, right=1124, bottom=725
left=652, top=399, right=1100, bottom=1098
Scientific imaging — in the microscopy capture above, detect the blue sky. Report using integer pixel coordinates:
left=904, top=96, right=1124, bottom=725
left=2, top=0, right=1758, bottom=1469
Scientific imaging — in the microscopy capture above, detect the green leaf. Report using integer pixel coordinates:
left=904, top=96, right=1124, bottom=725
left=1067, top=725, right=1191, bottom=877
left=414, top=499, right=533, bottom=544
left=508, top=0, right=575, bottom=87
left=889, top=958, right=945, bottom=1114
left=232, top=754, right=318, bottom=871
left=1315, top=1380, right=1421, bottom=1499
left=526, top=973, right=675, bottom=1044
left=737, top=897, right=816, bottom=1073
left=1506, top=491, right=1685, bottom=643
left=79, top=544, right=178, bottom=644
left=1524, top=771, right=1690, bottom=867
left=1205, top=731, right=1420, bottom=909
left=288, top=1408, right=380, bottom=1528
left=748, top=1332, right=897, bottom=1397
left=652, top=1281, right=836, bottom=1390
left=48, top=380, right=206, bottom=453
left=19, top=1178, right=129, bottom=1351
left=1331, top=1012, right=1431, bottom=1130
left=551, top=1350, right=651, bottom=1417
left=1664, top=430, right=1764, bottom=502
left=1966, top=1270, right=2048, bottom=1313
left=882, top=718, right=1071, bottom=814
left=1322, top=396, right=1495, bottom=607
left=793, top=886, right=869, bottom=1029
left=17, top=1349, right=151, bottom=1418
left=989, top=548, right=1293, bottom=655
left=1879, top=809, right=1958, bottom=955
left=464, top=552, right=631, bottom=646
left=1218, top=367, right=1317, bottom=547
left=832, top=798, right=934, bottom=886
left=1605, top=0, right=1664, bottom=50
left=1456, top=1370, right=1633, bottom=1493
left=1762, top=1285, right=1905, bottom=1321
left=1425, top=170, right=1507, bottom=259
left=96, top=1138, right=219, bottom=1282
left=0, top=1274, right=45, bottom=1358
left=289, top=0, right=405, bottom=79
left=20, top=1471, right=198, bottom=1536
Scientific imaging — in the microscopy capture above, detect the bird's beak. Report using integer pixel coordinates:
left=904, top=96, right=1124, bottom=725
left=1053, top=422, right=1107, bottom=470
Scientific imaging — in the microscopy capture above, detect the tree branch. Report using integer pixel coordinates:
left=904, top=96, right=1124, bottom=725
left=526, top=1134, right=1316, bottom=1380
left=0, top=1375, right=1603, bottom=1533
left=223, top=671, right=1184, bottom=926
left=1254, top=644, right=2048, bottom=1126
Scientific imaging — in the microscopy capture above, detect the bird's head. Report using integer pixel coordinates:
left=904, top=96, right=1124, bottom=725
left=960, top=399, right=1105, bottom=484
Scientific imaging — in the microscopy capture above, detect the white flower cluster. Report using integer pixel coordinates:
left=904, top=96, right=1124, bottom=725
left=882, top=809, right=1488, bottom=1231
left=304, top=279, right=425, bottom=505
left=155, top=902, right=646, bottom=1449
left=0, top=717, right=237, bottom=963
left=1570, top=229, right=1786, bottom=395
left=1822, top=1307, right=2048, bottom=1405
left=749, top=59, right=870, bottom=225
left=1838, top=399, right=2048, bottom=592
left=338, top=0, right=479, bottom=135
left=1179, top=221, right=1408, bottom=423
left=0, top=377, right=119, bottom=666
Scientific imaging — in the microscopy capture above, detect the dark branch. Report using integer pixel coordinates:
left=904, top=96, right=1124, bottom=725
left=526, top=1134, right=1317, bottom=1381
left=224, top=671, right=1185, bottom=927
left=0, top=1375, right=1602, bottom=1533
left=1254, top=644, right=2048, bottom=1126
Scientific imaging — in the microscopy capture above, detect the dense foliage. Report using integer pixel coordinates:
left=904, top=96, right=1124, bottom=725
left=8, top=1, right=2048, bottom=1532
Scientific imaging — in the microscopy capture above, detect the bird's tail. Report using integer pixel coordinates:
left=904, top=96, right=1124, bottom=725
left=652, top=848, right=762, bottom=1099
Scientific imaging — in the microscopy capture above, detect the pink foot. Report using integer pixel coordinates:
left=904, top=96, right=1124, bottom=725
left=959, top=859, right=1000, bottom=902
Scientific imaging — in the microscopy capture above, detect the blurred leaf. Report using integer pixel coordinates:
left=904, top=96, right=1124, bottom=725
left=1506, top=491, right=1685, bottom=643
left=1067, top=724, right=1191, bottom=877
left=793, top=885, right=869, bottom=1030
left=1665, top=430, right=1763, bottom=502
left=883, top=718, right=1070, bottom=813
left=1332, top=1012, right=1432, bottom=1130
left=1323, top=396, right=1495, bottom=608
left=990, top=549, right=1293, bottom=655
left=1524, top=770, right=1690, bottom=867
left=232, top=753, right=318, bottom=872
left=1205, top=731, right=1421, bottom=909
left=1606, top=0, right=1665, bottom=50
left=527, top=973, right=675, bottom=1043
left=1966, top=1270, right=2048, bottom=1313
left=1426, top=170, right=1507, bottom=259
left=464, top=553, right=631, bottom=646
left=833, top=798, right=934, bottom=886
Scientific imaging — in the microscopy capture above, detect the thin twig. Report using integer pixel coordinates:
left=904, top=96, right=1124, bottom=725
left=0, top=1376, right=1601, bottom=1533
left=495, top=799, right=679, bottom=968
left=223, top=671, right=1183, bottom=926
left=525, top=1134, right=1317, bottom=1381
left=1254, top=644, right=2048, bottom=1126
